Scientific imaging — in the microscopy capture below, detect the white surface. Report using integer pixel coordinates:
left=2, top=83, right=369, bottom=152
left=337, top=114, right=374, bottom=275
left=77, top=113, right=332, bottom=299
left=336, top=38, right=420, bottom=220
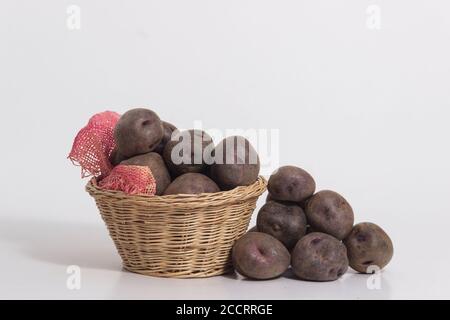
left=1, top=0, right=450, bottom=299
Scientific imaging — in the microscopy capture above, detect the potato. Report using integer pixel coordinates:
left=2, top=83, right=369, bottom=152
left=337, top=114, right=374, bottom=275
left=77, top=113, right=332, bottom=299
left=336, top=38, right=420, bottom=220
left=344, top=222, right=394, bottom=273
left=232, top=232, right=290, bottom=280
left=257, top=200, right=307, bottom=250
left=210, top=136, right=260, bottom=190
left=121, top=152, right=171, bottom=195
left=163, top=173, right=219, bottom=195
left=305, top=190, right=354, bottom=240
left=163, top=129, right=214, bottom=177
left=154, top=121, right=177, bottom=154
left=291, top=232, right=349, bottom=281
left=267, top=166, right=315, bottom=202
left=114, top=108, right=164, bottom=158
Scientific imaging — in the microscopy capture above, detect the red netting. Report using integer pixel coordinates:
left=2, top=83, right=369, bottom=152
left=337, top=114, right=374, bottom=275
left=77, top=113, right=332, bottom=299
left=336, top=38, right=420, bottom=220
left=98, top=165, right=157, bottom=195
left=68, top=111, right=120, bottom=178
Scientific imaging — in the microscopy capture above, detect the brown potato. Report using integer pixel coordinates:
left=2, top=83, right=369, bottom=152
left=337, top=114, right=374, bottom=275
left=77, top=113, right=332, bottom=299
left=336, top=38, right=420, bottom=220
left=305, top=190, right=354, bottom=240
left=291, top=232, right=348, bottom=281
left=154, top=121, right=177, bottom=154
left=257, top=201, right=307, bottom=249
left=163, top=129, right=214, bottom=177
left=210, top=136, right=260, bottom=190
left=232, top=232, right=290, bottom=280
left=267, top=166, right=315, bottom=202
left=163, top=173, right=219, bottom=195
left=344, top=222, right=394, bottom=273
left=114, top=108, right=164, bottom=158
left=121, top=152, right=171, bottom=195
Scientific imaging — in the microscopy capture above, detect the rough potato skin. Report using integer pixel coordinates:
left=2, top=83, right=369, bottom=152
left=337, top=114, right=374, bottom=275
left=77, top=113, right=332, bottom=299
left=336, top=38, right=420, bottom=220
left=291, top=232, right=349, bottom=281
left=163, top=173, right=219, bottom=195
left=210, top=136, right=260, bottom=190
left=120, top=152, right=171, bottom=195
left=163, top=129, right=214, bottom=177
left=257, top=201, right=307, bottom=250
left=267, top=166, right=315, bottom=202
left=232, top=232, right=290, bottom=280
left=344, top=222, right=394, bottom=273
left=154, top=121, right=177, bottom=154
left=114, top=108, right=164, bottom=158
left=305, top=190, right=354, bottom=240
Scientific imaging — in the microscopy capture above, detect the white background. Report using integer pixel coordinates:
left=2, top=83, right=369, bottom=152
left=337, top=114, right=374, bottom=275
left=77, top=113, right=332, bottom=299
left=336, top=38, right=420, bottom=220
left=1, top=0, right=449, bottom=299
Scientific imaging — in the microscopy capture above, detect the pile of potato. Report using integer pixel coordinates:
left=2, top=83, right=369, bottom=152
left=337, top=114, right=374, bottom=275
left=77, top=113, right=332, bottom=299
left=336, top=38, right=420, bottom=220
left=232, top=166, right=394, bottom=281
left=108, top=108, right=260, bottom=195
left=73, top=107, right=394, bottom=282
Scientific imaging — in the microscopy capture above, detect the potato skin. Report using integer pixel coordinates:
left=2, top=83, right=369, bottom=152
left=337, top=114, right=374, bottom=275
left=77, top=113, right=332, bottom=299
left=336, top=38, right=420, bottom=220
left=121, top=152, right=171, bottom=195
left=267, top=166, right=315, bottom=202
left=257, top=201, right=307, bottom=250
left=163, top=129, right=214, bottom=177
left=291, top=232, right=348, bottom=281
left=305, top=190, right=354, bottom=240
left=344, top=222, right=393, bottom=273
left=210, top=136, right=260, bottom=190
left=163, top=173, right=219, bottom=195
left=232, top=232, right=290, bottom=280
left=114, top=108, right=164, bottom=158
left=154, top=121, right=177, bottom=154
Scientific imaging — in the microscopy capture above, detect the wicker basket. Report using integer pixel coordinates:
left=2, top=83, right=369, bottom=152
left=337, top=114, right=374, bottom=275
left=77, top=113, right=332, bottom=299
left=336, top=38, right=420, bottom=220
left=86, top=176, right=267, bottom=278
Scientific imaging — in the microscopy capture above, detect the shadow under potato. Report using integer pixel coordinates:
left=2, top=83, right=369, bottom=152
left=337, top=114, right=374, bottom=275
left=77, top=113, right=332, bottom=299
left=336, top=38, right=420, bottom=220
left=0, top=216, right=120, bottom=271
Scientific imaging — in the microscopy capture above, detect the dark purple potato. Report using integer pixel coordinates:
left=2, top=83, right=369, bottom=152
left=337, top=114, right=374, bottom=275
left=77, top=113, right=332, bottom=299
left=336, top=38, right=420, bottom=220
left=210, top=136, right=260, bottom=190
left=163, top=129, right=214, bottom=177
left=305, top=190, right=354, bottom=240
left=114, top=108, right=164, bottom=158
left=154, top=121, right=177, bottom=154
left=267, top=166, right=315, bottom=202
left=109, top=147, right=127, bottom=166
left=232, top=232, right=290, bottom=280
left=163, top=173, right=219, bottom=195
left=344, top=222, right=394, bottom=273
left=291, top=232, right=349, bottom=281
left=120, top=152, right=171, bottom=195
left=257, top=201, right=307, bottom=250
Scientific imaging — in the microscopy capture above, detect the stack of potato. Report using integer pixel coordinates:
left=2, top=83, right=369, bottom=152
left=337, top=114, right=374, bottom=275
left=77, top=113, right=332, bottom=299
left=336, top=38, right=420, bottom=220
left=106, top=108, right=260, bottom=195
left=232, top=166, right=394, bottom=281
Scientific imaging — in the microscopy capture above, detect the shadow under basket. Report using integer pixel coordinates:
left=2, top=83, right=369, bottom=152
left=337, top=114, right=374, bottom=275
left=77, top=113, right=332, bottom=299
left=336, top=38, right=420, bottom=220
left=86, top=176, right=267, bottom=278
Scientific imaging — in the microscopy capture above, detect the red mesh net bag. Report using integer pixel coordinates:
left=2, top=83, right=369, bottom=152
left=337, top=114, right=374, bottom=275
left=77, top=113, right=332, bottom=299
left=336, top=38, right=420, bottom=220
left=68, top=111, right=120, bottom=178
left=98, top=165, right=157, bottom=195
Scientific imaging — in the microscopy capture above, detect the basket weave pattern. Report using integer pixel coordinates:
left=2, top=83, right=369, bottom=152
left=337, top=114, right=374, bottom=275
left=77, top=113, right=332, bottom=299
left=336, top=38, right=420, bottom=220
left=86, top=176, right=267, bottom=278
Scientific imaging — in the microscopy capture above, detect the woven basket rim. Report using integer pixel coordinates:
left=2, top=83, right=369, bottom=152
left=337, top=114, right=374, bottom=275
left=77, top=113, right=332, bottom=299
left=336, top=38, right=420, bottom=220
left=86, top=175, right=267, bottom=208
